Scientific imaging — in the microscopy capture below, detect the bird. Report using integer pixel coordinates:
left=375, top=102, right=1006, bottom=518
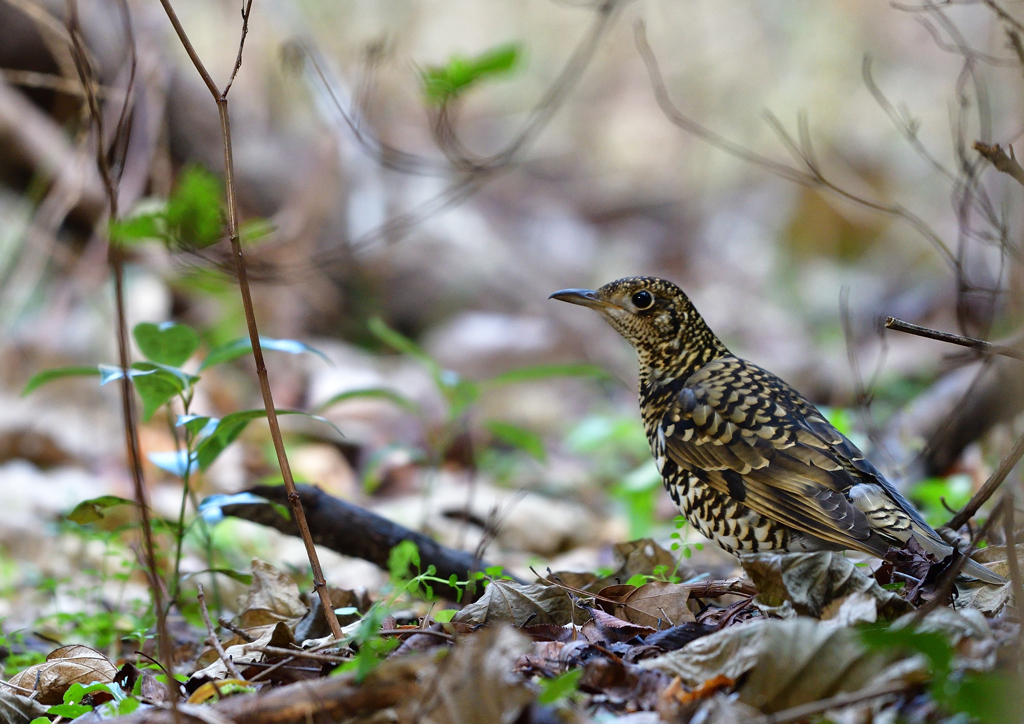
left=551, top=276, right=1004, bottom=584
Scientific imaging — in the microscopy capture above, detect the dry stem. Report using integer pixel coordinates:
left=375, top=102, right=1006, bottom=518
left=66, top=0, right=178, bottom=700
left=198, top=584, right=243, bottom=680
left=155, top=0, right=343, bottom=639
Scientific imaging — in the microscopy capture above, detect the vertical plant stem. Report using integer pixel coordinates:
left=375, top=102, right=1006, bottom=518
left=66, top=0, right=178, bottom=701
left=156, top=0, right=342, bottom=639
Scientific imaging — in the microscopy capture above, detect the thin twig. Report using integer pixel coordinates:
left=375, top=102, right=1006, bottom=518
left=634, top=19, right=957, bottom=271
left=250, top=646, right=349, bottom=664
left=0, top=679, right=36, bottom=695
left=974, top=141, right=1024, bottom=188
left=752, top=679, right=916, bottom=724
left=218, top=617, right=256, bottom=642
left=198, top=584, right=243, bottom=680
left=155, top=0, right=344, bottom=640
left=947, top=432, right=1024, bottom=531
left=222, top=0, right=253, bottom=98
left=884, top=317, right=1024, bottom=362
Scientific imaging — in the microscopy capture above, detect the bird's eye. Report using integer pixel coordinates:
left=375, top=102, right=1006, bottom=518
left=631, top=290, right=654, bottom=310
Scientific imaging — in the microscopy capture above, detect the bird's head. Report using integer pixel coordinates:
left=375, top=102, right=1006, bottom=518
left=550, top=276, right=728, bottom=380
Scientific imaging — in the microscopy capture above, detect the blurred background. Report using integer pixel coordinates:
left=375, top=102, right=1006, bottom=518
left=1, top=0, right=1022, bottom=649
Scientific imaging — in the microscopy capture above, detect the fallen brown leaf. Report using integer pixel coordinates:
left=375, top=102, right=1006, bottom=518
left=7, top=644, right=117, bottom=705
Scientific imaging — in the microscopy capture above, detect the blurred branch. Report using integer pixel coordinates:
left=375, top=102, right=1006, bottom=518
left=974, top=141, right=1024, bottom=188
left=66, top=0, right=179, bottom=702
left=156, top=0, right=343, bottom=640
left=979, top=0, right=1024, bottom=35
left=884, top=316, right=1024, bottom=361
left=291, top=0, right=625, bottom=269
left=0, top=75, right=105, bottom=216
left=634, top=20, right=957, bottom=271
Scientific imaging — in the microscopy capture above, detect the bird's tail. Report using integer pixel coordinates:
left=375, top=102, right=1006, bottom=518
left=959, top=555, right=1006, bottom=585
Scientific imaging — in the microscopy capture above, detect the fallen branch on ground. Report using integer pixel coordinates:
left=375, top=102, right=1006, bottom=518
left=222, top=484, right=523, bottom=598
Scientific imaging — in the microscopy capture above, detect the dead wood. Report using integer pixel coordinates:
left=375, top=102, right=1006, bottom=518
left=224, top=484, right=523, bottom=598
left=106, top=657, right=425, bottom=724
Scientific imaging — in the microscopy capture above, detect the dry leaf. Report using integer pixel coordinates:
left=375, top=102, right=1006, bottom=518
left=238, top=559, right=308, bottom=621
left=740, top=551, right=912, bottom=619
left=0, top=688, right=49, bottom=724
left=597, top=581, right=695, bottom=629
left=957, top=544, right=1020, bottom=615
left=7, top=644, right=117, bottom=705
left=641, top=617, right=901, bottom=713
left=581, top=607, right=657, bottom=644
left=190, top=621, right=295, bottom=682
left=453, top=581, right=578, bottom=627
left=420, top=626, right=535, bottom=724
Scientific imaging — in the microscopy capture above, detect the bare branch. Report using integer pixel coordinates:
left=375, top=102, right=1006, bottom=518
left=634, top=20, right=957, bottom=271
left=884, top=316, right=1024, bottom=361
left=222, top=0, right=254, bottom=99
left=156, top=0, right=344, bottom=640
left=974, top=141, right=1024, bottom=187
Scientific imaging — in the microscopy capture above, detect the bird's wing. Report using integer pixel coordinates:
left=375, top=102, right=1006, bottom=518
left=661, top=357, right=920, bottom=555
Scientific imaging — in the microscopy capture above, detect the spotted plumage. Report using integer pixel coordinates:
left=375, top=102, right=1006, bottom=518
left=551, top=276, right=1003, bottom=583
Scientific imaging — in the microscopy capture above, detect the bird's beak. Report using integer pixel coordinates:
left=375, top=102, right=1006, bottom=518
left=548, top=288, right=621, bottom=310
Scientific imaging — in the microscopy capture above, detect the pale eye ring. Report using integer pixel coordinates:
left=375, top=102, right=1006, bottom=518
left=631, top=290, right=654, bottom=310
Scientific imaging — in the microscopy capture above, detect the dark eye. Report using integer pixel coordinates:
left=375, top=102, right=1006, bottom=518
left=631, top=290, right=654, bottom=310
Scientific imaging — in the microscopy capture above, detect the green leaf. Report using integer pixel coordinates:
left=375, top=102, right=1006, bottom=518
left=388, top=540, right=421, bottom=583
left=148, top=450, right=197, bottom=477
left=47, top=702, right=92, bottom=718
left=165, top=165, right=224, bottom=250
left=194, top=409, right=342, bottom=470
left=626, top=574, right=648, bottom=587
left=177, top=414, right=217, bottom=438
left=30, top=718, right=50, bottom=724
left=109, top=213, right=162, bottom=246
left=130, top=363, right=197, bottom=421
left=98, top=364, right=155, bottom=386
left=949, top=671, right=1020, bottom=724
left=67, top=495, right=136, bottom=524
left=239, top=218, right=275, bottom=244
left=199, top=336, right=329, bottom=371
left=109, top=697, right=140, bottom=716
left=432, top=609, right=457, bottom=623
left=485, top=420, right=546, bottom=461
left=860, top=626, right=953, bottom=679
left=485, top=363, right=611, bottom=387
left=368, top=318, right=437, bottom=370
left=182, top=568, right=253, bottom=585
left=22, top=366, right=100, bottom=395
left=910, top=475, right=973, bottom=528
left=421, top=43, right=521, bottom=105
left=316, top=387, right=419, bottom=413
left=537, top=668, right=582, bottom=705
left=133, top=322, right=200, bottom=367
